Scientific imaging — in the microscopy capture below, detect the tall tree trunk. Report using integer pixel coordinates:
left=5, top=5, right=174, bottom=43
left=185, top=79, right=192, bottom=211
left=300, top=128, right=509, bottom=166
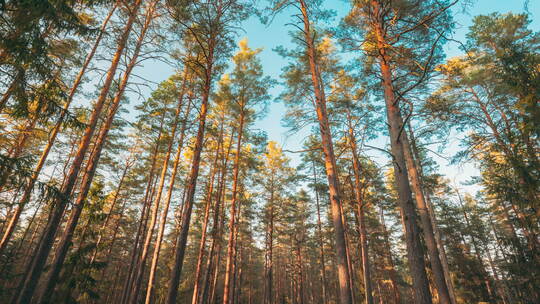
left=295, top=242, right=305, bottom=304
left=35, top=4, right=155, bottom=301
left=234, top=244, right=244, bottom=304
left=369, top=1, right=433, bottom=303
left=298, top=1, right=352, bottom=303
left=484, top=242, right=511, bottom=304
left=231, top=205, right=243, bottom=304
left=264, top=181, right=275, bottom=304
left=407, top=126, right=457, bottom=304
left=379, top=206, right=402, bottom=304
left=11, top=2, right=143, bottom=302
left=191, top=122, right=223, bottom=304
left=144, top=83, right=192, bottom=304
left=455, top=190, right=496, bottom=302
left=130, top=64, right=188, bottom=304
left=345, top=110, right=374, bottom=304
left=89, top=157, right=133, bottom=264
left=165, top=38, right=216, bottom=304
left=223, top=109, right=245, bottom=304
left=312, top=160, right=328, bottom=304
left=209, top=176, right=230, bottom=304
left=400, top=130, right=452, bottom=304
left=0, top=3, right=117, bottom=255
left=201, top=129, right=234, bottom=304
left=120, top=113, right=164, bottom=304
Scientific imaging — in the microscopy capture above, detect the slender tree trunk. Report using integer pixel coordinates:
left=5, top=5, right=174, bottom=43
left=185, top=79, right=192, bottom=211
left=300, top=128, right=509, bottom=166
left=248, top=249, right=253, bottom=304
left=312, top=160, right=328, bottom=304
left=223, top=109, right=246, bottom=304
left=231, top=209, right=243, bottom=304
left=191, top=124, right=223, bottom=304
left=234, top=245, right=244, bottom=304
left=298, top=1, right=352, bottom=303
left=489, top=216, right=519, bottom=303
left=400, top=130, right=452, bottom=304
left=0, top=3, right=117, bottom=255
left=11, top=2, right=143, bottom=302
left=210, top=179, right=230, bottom=304
left=295, top=242, right=305, bottom=304
left=407, top=126, right=457, bottom=304
left=346, top=111, right=374, bottom=304
left=369, top=1, right=433, bottom=303
left=484, top=243, right=510, bottom=304
left=35, top=4, right=155, bottom=301
left=455, top=190, right=495, bottom=302
left=89, top=158, right=132, bottom=264
left=165, top=38, right=216, bottom=304
left=264, top=183, right=275, bottom=304
left=130, top=65, right=188, bottom=304
left=341, top=204, right=356, bottom=304
left=99, top=199, right=128, bottom=278
left=379, top=206, right=402, bottom=304
left=201, top=129, right=234, bottom=304
left=144, top=81, right=192, bottom=304
left=120, top=113, right=164, bottom=304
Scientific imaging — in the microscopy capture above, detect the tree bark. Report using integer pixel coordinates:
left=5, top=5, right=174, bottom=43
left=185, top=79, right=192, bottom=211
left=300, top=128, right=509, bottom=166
left=400, top=129, right=452, bottom=304
left=191, top=121, right=223, bottom=304
left=11, top=2, right=143, bottom=302
left=0, top=3, right=117, bottom=255
left=223, top=109, right=246, bottom=304
left=298, top=1, right=353, bottom=303
left=144, top=73, right=192, bottom=304
left=379, top=206, right=402, bottom=304
left=165, top=35, right=216, bottom=304
left=312, top=160, right=329, bottom=304
left=345, top=114, right=374, bottom=304
left=369, top=1, right=433, bottom=303
left=130, top=63, right=188, bottom=304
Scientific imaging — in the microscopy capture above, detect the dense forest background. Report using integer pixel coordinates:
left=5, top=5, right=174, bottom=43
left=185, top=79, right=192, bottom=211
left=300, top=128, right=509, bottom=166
left=0, top=0, right=538, bottom=304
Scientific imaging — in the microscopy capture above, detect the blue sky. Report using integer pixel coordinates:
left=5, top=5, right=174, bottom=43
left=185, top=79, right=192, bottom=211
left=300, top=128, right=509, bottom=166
left=245, top=0, right=539, bottom=193
left=131, top=0, right=539, bottom=194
